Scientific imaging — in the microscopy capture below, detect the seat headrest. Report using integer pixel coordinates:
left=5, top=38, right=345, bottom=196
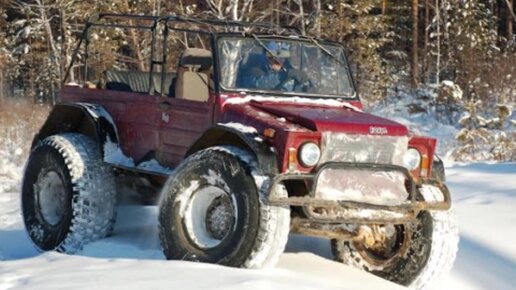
left=179, top=48, right=212, bottom=70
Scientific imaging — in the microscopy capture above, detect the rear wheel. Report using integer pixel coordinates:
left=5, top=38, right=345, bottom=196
left=22, top=133, right=117, bottom=253
left=158, top=146, right=290, bottom=268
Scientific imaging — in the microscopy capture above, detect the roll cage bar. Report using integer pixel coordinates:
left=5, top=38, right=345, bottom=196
left=63, top=13, right=301, bottom=93
left=64, top=13, right=357, bottom=99
left=97, top=13, right=302, bottom=34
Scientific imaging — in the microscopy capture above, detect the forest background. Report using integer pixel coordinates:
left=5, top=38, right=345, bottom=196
left=0, top=0, right=514, bottom=161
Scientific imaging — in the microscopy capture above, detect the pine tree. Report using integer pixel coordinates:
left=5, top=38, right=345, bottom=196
left=319, top=0, right=393, bottom=102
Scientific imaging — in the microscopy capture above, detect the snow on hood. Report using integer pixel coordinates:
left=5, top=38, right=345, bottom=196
left=223, top=94, right=362, bottom=112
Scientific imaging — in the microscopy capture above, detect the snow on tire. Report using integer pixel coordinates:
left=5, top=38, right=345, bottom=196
left=22, top=133, right=117, bottom=253
left=158, top=146, right=290, bottom=268
left=410, top=210, right=459, bottom=289
left=331, top=205, right=458, bottom=289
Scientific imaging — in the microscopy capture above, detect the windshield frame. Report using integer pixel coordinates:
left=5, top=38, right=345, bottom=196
left=214, top=33, right=359, bottom=100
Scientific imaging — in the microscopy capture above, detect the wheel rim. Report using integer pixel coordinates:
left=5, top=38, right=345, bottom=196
left=35, top=170, right=67, bottom=226
left=354, top=224, right=411, bottom=267
left=183, top=186, right=236, bottom=249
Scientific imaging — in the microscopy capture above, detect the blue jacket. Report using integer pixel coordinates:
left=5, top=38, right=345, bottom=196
left=239, top=54, right=294, bottom=90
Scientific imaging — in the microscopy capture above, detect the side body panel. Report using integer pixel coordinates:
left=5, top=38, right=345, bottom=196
left=59, top=86, right=214, bottom=168
left=157, top=96, right=214, bottom=166
left=60, top=86, right=161, bottom=163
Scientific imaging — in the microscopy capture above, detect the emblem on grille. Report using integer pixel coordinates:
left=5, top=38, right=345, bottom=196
left=369, top=126, right=388, bottom=135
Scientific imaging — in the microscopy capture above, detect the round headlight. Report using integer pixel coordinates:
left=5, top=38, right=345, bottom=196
left=299, top=142, right=321, bottom=167
left=403, top=148, right=421, bottom=170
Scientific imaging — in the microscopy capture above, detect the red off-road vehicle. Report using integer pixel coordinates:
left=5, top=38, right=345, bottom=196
left=22, top=14, right=458, bottom=289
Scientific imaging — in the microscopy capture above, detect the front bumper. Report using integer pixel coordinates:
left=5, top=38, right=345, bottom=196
left=268, top=162, right=451, bottom=224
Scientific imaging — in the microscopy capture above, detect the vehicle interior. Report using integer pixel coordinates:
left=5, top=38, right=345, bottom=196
left=100, top=47, right=212, bottom=102
left=65, top=15, right=218, bottom=103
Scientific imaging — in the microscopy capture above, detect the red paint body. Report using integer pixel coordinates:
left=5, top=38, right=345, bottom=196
left=61, top=86, right=213, bottom=167
left=60, top=86, right=437, bottom=176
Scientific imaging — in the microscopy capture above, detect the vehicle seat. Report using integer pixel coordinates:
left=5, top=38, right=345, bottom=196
left=174, top=48, right=212, bottom=102
left=104, top=70, right=176, bottom=95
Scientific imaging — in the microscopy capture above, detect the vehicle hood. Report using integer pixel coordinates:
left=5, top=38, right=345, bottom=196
left=250, top=101, right=408, bottom=136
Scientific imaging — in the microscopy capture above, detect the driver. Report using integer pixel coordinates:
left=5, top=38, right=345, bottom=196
left=241, top=41, right=310, bottom=91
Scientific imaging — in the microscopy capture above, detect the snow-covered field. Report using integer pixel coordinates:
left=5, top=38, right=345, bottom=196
left=1, top=159, right=515, bottom=289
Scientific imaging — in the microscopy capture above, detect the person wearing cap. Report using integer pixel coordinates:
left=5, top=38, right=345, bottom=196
left=240, top=41, right=310, bottom=92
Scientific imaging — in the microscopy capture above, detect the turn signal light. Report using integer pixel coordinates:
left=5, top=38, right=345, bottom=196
left=263, top=128, right=276, bottom=138
left=288, top=147, right=298, bottom=172
left=420, top=154, right=430, bottom=177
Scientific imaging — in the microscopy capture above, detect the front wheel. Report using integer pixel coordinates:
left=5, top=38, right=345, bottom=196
left=158, top=146, right=290, bottom=268
left=331, top=209, right=458, bottom=289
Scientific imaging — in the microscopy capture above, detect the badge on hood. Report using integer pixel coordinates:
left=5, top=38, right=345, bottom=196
left=369, top=126, right=388, bottom=135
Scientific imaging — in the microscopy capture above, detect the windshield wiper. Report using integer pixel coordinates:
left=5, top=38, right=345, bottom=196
left=250, top=34, right=287, bottom=72
left=303, top=37, right=357, bottom=98
left=305, top=36, right=345, bottom=66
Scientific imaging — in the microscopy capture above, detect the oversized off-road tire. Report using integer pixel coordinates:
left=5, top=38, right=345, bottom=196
left=158, top=146, right=290, bottom=268
left=331, top=207, right=458, bottom=289
left=22, top=133, right=117, bottom=253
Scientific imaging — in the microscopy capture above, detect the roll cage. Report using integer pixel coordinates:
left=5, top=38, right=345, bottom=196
left=64, top=13, right=357, bottom=99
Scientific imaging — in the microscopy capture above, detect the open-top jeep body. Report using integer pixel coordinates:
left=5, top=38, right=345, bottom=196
left=22, top=14, right=458, bottom=289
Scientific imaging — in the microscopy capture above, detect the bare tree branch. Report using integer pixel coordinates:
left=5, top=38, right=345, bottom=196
left=504, top=0, right=515, bottom=20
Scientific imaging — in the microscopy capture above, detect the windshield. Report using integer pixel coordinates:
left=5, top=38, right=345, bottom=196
left=218, top=37, right=355, bottom=98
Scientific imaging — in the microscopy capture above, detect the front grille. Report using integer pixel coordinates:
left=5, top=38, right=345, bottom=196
left=319, top=132, right=408, bottom=166
left=315, top=167, right=409, bottom=206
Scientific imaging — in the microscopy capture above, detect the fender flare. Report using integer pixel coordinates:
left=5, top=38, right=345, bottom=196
left=32, top=102, right=119, bottom=158
left=186, top=124, right=278, bottom=175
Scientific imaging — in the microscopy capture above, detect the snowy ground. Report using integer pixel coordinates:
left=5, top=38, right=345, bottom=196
left=1, top=161, right=515, bottom=289
left=432, top=162, right=516, bottom=290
